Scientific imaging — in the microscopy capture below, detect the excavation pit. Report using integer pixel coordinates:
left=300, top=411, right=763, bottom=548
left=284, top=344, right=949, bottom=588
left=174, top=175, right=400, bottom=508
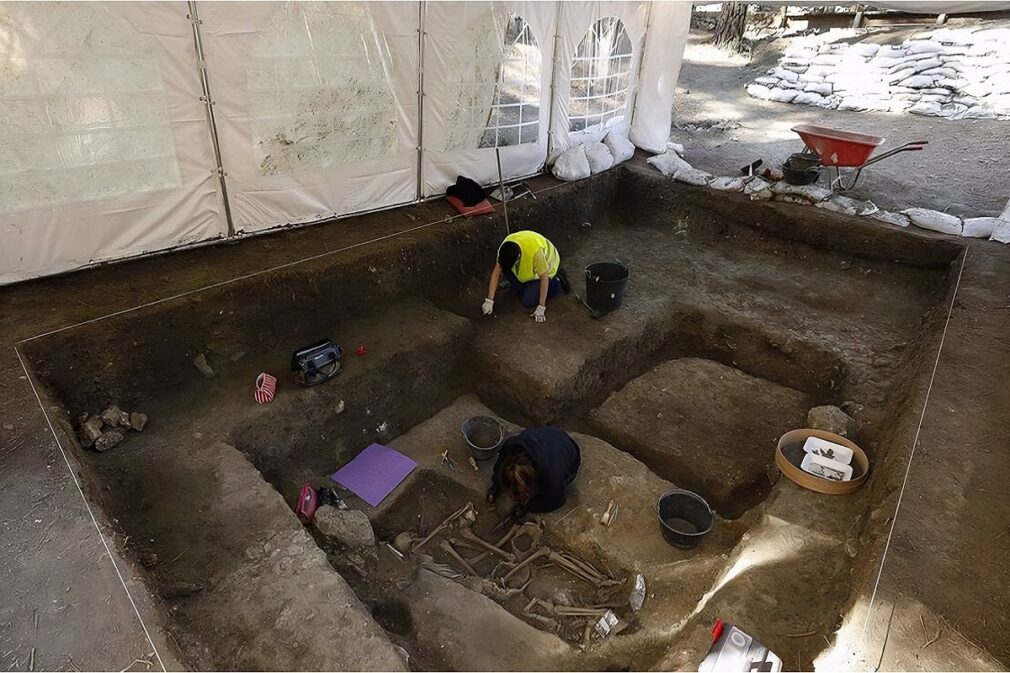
left=18, top=164, right=965, bottom=670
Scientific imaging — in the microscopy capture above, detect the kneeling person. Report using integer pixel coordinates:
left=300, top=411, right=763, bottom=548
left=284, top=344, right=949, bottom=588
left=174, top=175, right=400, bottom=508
left=482, top=230, right=570, bottom=323
left=488, top=426, right=581, bottom=517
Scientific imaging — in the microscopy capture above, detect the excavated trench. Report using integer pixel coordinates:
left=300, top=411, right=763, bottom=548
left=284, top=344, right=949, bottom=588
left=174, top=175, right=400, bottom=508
left=20, top=166, right=965, bottom=670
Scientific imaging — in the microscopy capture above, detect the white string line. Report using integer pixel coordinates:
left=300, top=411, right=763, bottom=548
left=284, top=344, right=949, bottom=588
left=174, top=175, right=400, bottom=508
left=8, top=178, right=573, bottom=667
left=858, top=244, right=970, bottom=654
left=18, top=179, right=570, bottom=346
left=13, top=345, right=167, bottom=673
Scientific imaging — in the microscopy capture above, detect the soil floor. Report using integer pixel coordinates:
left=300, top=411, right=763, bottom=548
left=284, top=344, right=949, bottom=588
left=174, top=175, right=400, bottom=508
left=671, top=29, right=1010, bottom=219
left=2, top=159, right=1009, bottom=671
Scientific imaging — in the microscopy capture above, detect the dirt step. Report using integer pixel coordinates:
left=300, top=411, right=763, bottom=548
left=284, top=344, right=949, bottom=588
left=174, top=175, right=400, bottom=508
left=355, top=395, right=751, bottom=669
left=590, top=357, right=810, bottom=518
left=227, top=298, right=475, bottom=498
left=111, top=441, right=405, bottom=671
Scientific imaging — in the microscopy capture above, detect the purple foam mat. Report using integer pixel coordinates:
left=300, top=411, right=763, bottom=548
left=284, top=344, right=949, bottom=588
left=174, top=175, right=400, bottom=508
left=330, top=443, right=417, bottom=507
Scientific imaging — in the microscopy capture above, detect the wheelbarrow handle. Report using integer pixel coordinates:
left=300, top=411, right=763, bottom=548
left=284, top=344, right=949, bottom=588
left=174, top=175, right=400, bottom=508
left=861, top=143, right=925, bottom=168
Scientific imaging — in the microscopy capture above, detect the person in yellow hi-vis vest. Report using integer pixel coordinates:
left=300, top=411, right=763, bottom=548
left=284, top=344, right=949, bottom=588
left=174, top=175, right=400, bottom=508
left=482, top=230, right=570, bottom=323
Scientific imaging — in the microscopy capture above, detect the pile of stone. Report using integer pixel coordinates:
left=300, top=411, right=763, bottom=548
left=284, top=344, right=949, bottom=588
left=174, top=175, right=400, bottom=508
left=747, top=26, right=1010, bottom=119
left=78, top=405, right=148, bottom=452
left=646, top=143, right=1010, bottom=242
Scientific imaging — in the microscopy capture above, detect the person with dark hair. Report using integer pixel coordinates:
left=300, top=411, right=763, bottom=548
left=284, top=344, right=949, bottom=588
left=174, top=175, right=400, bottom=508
left=487, top=426, right=581, bottom=517
left=482, top=230, right=570, bottom=323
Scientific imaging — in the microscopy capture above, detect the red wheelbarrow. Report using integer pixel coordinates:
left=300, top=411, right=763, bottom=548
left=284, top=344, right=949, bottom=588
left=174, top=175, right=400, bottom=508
left=791, top=124, right=928, bottom=192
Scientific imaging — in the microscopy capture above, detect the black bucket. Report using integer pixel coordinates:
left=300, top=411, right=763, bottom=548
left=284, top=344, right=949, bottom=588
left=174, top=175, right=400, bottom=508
left=584, top=262, right=629, bottom=316
left=461, top=416, right=504, bottom=461
left=657, top=489, right=714, bottom=549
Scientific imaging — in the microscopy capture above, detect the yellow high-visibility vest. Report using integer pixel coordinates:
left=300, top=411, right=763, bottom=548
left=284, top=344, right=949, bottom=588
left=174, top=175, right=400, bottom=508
left=501, top=230, right=560, bottom=283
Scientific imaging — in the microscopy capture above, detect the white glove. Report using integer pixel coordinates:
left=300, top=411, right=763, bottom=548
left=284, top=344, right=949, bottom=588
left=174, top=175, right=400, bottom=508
left=532, top=305, right=546, bottom=323
left=482, top=298, right=494, bottom=316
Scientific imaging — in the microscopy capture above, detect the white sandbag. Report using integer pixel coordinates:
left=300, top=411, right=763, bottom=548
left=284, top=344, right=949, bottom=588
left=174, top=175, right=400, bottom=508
left=768, top=88, right=799, bottom=103
left=804, top=82, right=833, bottom=95
left=814, top=96, right=841, bottom=110
left=990, top=219, right=1010, bottom=244
left=755, top=76, right=781, bottom=87
left=813, top=54, right=841, bottom=66
left=907, top=41, right=945, bottom=54
left=744, top=177, right=772, bottom=201
left=806, top=65, right=835, bottom=77
left=746, top=84, right=772, bottom=100
left=772, top=67, right=800, bottom=83
left=909, top=58, right=943, bottom=73
left=675, top=168, right=712, bottom=187
left=921, top=67, right=957, bottom=78
left=908, top=101, right=942, bottom=116
left=646, top=149, right=690, bottom=177
left=793, top=91, right=825, bottom=106
left=666, top=142, right=685, bottom=156
left=770, top=181, right=832, bottom=202
left=709, top=176, right=746, bottom=192
left=773, top=194, right=813, bottom=206
left=962, top=217, right=1002, bottom=238
left=798, top=73, right=825, bottom=83
left=939, top=78, right=969, bottom=90
left=902, top=208, right=963, bottom=235
left=583, top=142, right=614, bottom=174
left=553, top=144, right=591, bottom=181
left=899, top=75, right=938, bottom=88
left=815, top=197, right=857, bottom=215
left=604, top=133, right=635, bottom=164
left=962, top=105, right=997, bottom=119
left=887, top=68, right=916, bottom=85
left=851, top=43, right=880, bottom=57
left=870, top=210, right=911, bottom=227
left=938, top=102, right=969, bottom=118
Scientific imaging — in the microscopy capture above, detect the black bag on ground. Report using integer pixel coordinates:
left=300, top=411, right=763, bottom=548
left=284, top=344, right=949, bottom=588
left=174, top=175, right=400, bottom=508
left=291, top=339, right=343, bottom=386
left=446, top=175, right=486, bottom=206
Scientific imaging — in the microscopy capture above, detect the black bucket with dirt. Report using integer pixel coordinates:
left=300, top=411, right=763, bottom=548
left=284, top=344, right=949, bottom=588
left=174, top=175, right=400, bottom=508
left=585, top=261, right=629, bottom=316
left=462, top=416, right=504, bottom=461
left=657, top=489, right=714, bottom=549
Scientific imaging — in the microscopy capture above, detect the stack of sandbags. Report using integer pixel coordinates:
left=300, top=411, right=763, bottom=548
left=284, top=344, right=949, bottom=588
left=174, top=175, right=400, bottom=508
left=646, top=147, right=1010, bottom=243
left=747, top=25, right=1010, bottom=120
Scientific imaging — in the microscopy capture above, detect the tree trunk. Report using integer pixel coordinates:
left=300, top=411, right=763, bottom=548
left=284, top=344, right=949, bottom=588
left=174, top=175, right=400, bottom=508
left=713, top=2, right=748, bottom=52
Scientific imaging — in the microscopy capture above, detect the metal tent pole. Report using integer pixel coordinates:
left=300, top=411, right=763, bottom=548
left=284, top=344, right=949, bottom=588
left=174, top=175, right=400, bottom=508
left=544, top=1, right=564, bottom=164
left=416, top=1, right=427, bottom=201
left=187, top=0, right=235, bottom=238
left=628, top=1, right=655, bottom=131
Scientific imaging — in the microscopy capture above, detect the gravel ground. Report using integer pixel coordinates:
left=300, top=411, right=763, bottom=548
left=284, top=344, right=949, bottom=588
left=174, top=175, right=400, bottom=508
left=670, top=31, right=1010, bottom=218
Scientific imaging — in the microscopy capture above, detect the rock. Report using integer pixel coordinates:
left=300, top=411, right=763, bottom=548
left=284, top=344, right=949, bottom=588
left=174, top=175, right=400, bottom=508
left=129, top=412, right=148, bottom=432
left=313, top=507, right=377, bottom=567
left=101, top=405, right=130, bottom=428
left=94, top=428, right=126, bottom=452
left=807, top=405, right=858, bottom=438
left=79, top=415, right=105, bottom=448
left=193, top=353, right=215, bottom=378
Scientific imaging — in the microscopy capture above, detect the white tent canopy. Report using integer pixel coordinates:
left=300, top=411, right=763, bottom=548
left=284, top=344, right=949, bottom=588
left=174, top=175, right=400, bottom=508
left=0, top=0, right=692, bottom=285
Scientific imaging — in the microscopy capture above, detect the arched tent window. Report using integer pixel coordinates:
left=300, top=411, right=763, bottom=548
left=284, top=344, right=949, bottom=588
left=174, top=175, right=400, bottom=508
left=480, top=15, right=541, bottom=148
left=568, top=17, right=634, bottom=133
left=248, top=1, right=399, bottom=176
left=0, top=3, right=180, bottom=213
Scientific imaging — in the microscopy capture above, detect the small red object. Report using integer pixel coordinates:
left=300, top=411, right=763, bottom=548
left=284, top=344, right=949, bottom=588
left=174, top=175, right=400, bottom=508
left=791, top=124, right=883, bottom=167
left=711, top=619, right=725, bottom=643
left=356, top=345, right=367, bottom=356
left=446, top=195, right=495, bottom=217
left=295, top=483, right=318, bottom=523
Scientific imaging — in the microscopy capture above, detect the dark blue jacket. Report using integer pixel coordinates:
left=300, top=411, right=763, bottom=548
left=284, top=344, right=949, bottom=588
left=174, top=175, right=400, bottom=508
left=491, top=427, right=581, bottom=513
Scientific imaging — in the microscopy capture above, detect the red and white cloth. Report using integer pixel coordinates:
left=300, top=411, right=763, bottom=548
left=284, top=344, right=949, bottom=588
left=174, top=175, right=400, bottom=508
left=254, top=373, right=277, bottom=404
